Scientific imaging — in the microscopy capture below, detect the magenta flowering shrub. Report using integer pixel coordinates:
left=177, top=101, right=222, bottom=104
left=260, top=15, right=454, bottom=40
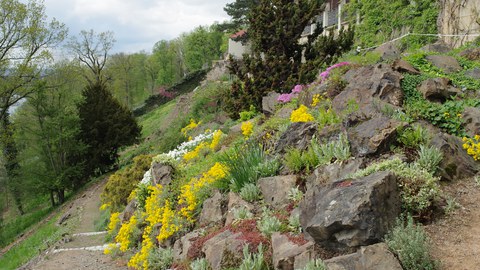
left=319, top=62, right=350, bottom=82
left=277, top=84, right=304, bottom=103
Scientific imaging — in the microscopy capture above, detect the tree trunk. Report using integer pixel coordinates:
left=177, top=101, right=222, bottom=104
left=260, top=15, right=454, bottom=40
left=0, top=112, right=24, bottom=215
left=57, top=189, right=65, bottom=204
left=50, top=190, right=56, bottom=207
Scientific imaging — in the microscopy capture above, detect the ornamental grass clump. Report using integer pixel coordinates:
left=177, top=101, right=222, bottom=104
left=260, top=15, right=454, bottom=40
left=386, top=215, right=438, bottom=270
left=219, top=143, right=266, bottom=192
left=415, top=145, right=443, bottom=174
left=238, top=244, right=268, bottom=270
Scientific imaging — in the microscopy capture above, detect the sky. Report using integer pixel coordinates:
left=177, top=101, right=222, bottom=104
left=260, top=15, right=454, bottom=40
left=43, top=0, right=232, bottom=53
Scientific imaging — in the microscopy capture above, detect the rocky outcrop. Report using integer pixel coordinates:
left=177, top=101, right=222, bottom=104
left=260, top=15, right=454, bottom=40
left=202, top=230, right=245, bottom=270
left=306, top=158, right=364, bottom=190
left=262, top=92, right=280, bottom=116
left=173, top=230, right=203, bottom=261
left=121, top=199, right=138, bottom=222
left=300, top=171, right=401, bottom=250
left=332, top=64, right=404, bottom=121
left=425, top=55, right=462, bottom=74
left=418, top=77, right=462, bottom=103
left=271, top=233, right=314, bottom=270
left=420, top=41, right=452, bottom=53
left=347, top=117, right=404, bottom=157
left=324, top=243, right=403, bottom=270
left=151, top=162, right=175, bottom=186
left=374, top=43, right=400, bottom=61
left=431, top=133, right=480, bottom=181
left=225, top=192, right=254, bottom=225
left=459, top=47, right=480, bottom=61
left=391, top=59, right=420, bottom=74
left=275, top=122, right=317, bottom=153
left=258, top=175, right=297, bottom=209
left=463, top=107, right=480, bottom=137
left=199, top=191, right=226, bottom=226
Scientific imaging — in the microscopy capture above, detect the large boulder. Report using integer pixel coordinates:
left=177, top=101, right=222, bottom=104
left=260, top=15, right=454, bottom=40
left=459, top=47, right=480, bottom=61
left=374, top=43, right=400, bottom=61
left=417, top=77, right=462, bottom=103
left=258, top=175, right=297, bottom=209
left=425, top=55, right=462, bottom=74
left=324, top=243, right=403, bottom=270
left=421, top=41, right=452, bottom=53
left=271, top=232, right=314, bottom=270
left=199, top=191, right=226, bottom=226
left=465, top=68, right=480, bottom=80
left=121, top=198, right=138, bottom=222
left=275, top=122, right=317, bottom=153
left=391, top=59, right=420, bottom=75
left=262, top=92, right=280, bottom=116
left=431, top=133, right=480, bottom=181
left=151, top=162, right=175, bottom=186
left=202, top=230, right=245, bottom=270
left=347, top=117, right=405, bottom=157
left=173, top=230, right=203, bottom=262
left=225, top=192, right=254, bottom=225
left=306, top=158, right=365, bottom=191
left=332, top=64, right=404, bottom=121
left=300, top=171, right=401, bottom=250
left=463, top=107, right=480, bottom=137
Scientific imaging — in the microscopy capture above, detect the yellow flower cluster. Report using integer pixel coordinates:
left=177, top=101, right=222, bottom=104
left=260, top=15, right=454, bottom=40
left=183, top=142, right=208, bottom=161
left=181, top=119, right=201, bottom=136
left=241, top=121, right=254, bottom=139
left=311, top=94, right=323, bottom=107
left=107, top=212, right=121, bottom=235
left=103, top=243, right=118, bottom=255
left=463, top=135, right=480, bottom=161
left=290, top=105, right=315, bottom=122
left=178, top=162, right=229, bottom=221
left=210, top=130, right=224, bottom=150
left=157, top=200, right=180, bottom=242
left=99, top=203, right=110, bottom=211
left=115, top=214, right=137, bottom=252
left=128, top=234, right=154, bottom=270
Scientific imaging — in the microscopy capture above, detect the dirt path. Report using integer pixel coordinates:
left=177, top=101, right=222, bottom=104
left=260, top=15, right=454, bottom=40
left=22, top=180, right=128, bottom=270
left=425, top=178, right=480, bottom=270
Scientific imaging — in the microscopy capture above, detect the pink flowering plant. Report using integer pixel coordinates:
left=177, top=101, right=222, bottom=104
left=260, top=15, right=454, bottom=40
left=277, top=84, right=304, bottom=103
left=319, top=62, right=350, bottom=82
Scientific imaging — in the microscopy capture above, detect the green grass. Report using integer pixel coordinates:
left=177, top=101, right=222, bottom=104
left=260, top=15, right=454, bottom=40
left=0, top=212, right=71, bottom=270
left=138, top=99, right=176, bottom=138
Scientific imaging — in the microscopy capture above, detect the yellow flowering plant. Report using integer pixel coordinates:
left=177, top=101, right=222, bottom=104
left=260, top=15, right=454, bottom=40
left=181, top=119, right=201, bottom=136
left=290, top=105, right=315, bottom=122
left=463, top=135, right=480, bottom=161
left=107, top=212, right=121, bottom=235
left=115, top=214, right=138, bottom=251
left=241, top=121, right=254, bottom=139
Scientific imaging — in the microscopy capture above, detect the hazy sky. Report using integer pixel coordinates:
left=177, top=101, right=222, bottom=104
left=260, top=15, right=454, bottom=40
left=43, top=0, right=232, bottom=53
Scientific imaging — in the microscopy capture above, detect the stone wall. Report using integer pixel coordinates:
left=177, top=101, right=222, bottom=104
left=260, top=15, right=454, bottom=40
left=438, top=0, right=480, bottom=48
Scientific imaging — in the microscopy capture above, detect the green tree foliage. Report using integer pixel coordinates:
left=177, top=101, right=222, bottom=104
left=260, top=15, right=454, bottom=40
left=77, top=82, right=141, bottom=176
left=223, top=0, right=260, bottom=31
left=346, top=0, right=438, bottom=48
left=15, top=63, right=86, bottom=205
left=183, top=26, right=224, bottom=72
left=224, top=0, right=354, bottom=118
left=0, top=0, right=67, bottom=214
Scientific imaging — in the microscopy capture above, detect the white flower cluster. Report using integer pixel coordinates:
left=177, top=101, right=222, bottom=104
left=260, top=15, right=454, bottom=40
left=140, top=169, right=152, bottom=185
left=158, top=131, right=214, bottom=161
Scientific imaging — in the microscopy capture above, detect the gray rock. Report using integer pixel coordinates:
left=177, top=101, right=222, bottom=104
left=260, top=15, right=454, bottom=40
left=347, top=117, right=405, bottom=157
left=121, top=199, right=137, bottom=222
left=151, top=162, right=175, bottom=186
left=425, top=55, right=462, bottom=74
left=258, top=175, right=297, bottom=209
left=173, top=230, right=203, bottom=261
left=275, top=122, right=317, bottom=153
left=374, top=43, right=400, bottom=61
left=463, top=107, right=480, bottom=137
left=333, top=64, right=403, bottom=122
left=431, top=133, right=480, bottom=181
left=262, top=92, right=281, bottom=116
left=300, top=171, right=401, bottom=250
left=271, top=232, right=314, bottom=270
left=225, top=192, right=254, bottom=225
left=465, top=68, right=480, bottom=80
left=229, top=122, right=243, bottom=134
left=275, top=106, right=294, bottom=119
left=324, top=243, right=403, bottom=270
left=306, top=158, right=365, bottom=191
left=421, top=41, right=452, bottom=53
left=202, top=230, right=245, bottom=270
left=459, top=47, right=480, bottom=61
left=391, top=59, right=420, bottom=74
left=417, top=77, right=462, bottom=103
left=199, top=191, right=226, bottom=226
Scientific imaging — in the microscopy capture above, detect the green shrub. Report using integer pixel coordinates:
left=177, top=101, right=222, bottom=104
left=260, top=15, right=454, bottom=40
left=219, top=143, right=266, bottom=192
left=397, top=125, right=431, bottom=149
left=301, top=259, right=327, bottom=270
left=233, top=207, right=254, bottom=221
left=148, top=247, right=174, bottom=270
left=385, top=215, right=438, bottom=270
left=240, top=183, right=262, bottom=202
left=190, top=258, right=211, bottom=270
left=135, top=183, right=153, bottom=210
left=101, top=155, right=153, bottom=211
left=349, top=158, right=440, bottom=215
left=257, top=209, right=282, bottom=237
left=284, top=148, right=306, bottom=173
left=256, top=158, right=281, bottom=177
left=415, top=145, right=443, bottom=174
left=238, top=244, right=268, bottom=270
left=239, top=105, right=257, bottom=121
